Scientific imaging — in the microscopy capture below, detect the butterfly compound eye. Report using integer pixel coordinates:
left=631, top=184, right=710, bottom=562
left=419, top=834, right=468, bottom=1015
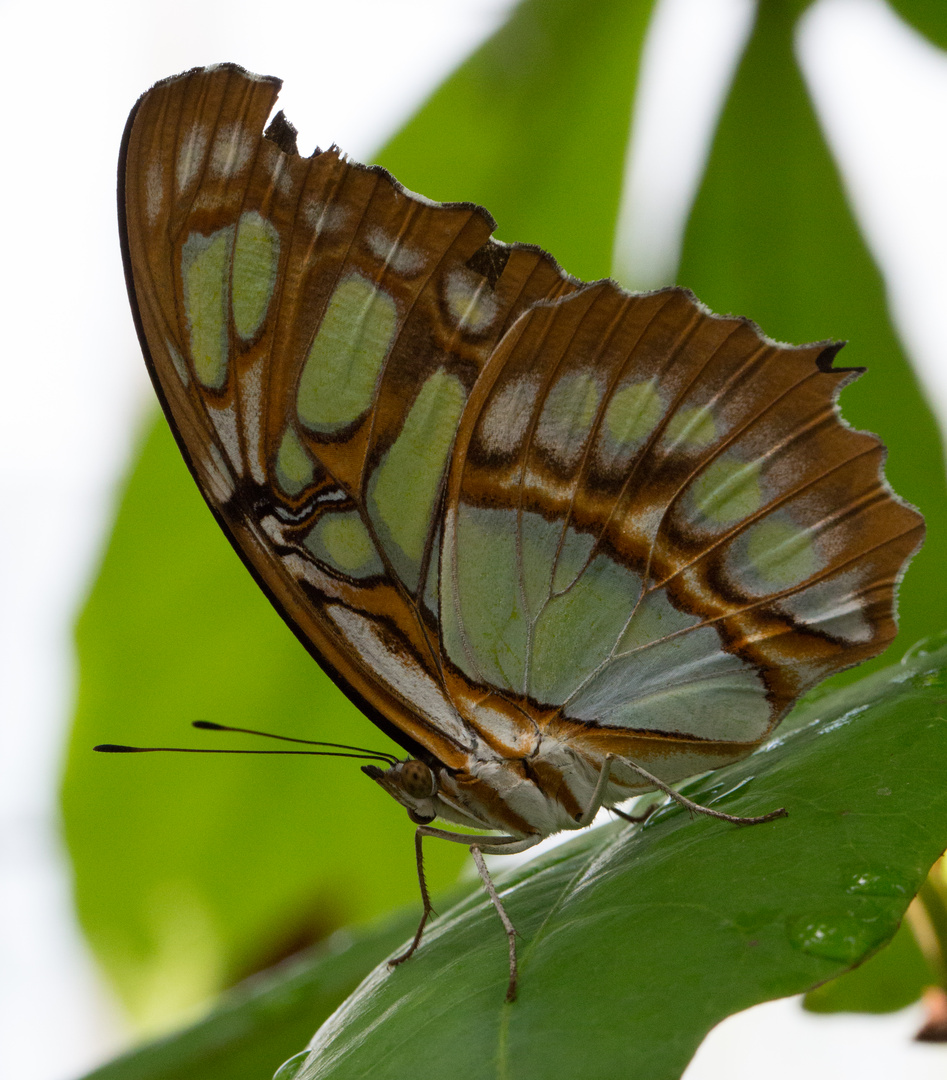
left=401, top=759, right=436, bottom=799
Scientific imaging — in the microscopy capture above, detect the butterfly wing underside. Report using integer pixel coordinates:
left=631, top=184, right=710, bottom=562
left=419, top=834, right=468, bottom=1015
left=121, top=64, right=923, bottom=784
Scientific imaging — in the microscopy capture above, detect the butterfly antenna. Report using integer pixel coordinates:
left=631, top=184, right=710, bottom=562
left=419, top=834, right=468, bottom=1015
left=94, top=721, right=400, bottom=766
left=191, top=720, right=400, bottom=764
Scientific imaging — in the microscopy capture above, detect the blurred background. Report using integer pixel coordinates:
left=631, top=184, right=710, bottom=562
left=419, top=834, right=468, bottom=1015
left=3, top=0, right=947, bottom=1077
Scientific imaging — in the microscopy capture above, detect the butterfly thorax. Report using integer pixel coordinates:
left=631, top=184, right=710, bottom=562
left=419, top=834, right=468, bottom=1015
left=361, top=734, right=674, bottom=840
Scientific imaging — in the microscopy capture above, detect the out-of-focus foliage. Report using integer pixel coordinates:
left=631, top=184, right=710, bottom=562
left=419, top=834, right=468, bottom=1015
left=887, top=0, right=947, bottom=51
left=62, top=419, right=468, bottom=1028
left=379, top=0, right=657, bottom=278
left=77, top=910, right=421, bottom=1080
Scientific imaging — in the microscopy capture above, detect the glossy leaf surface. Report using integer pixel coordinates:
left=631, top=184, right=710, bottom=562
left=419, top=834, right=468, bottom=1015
left=291, top=641, right=947, bottom=1080
left=803, top=917, right=934, bottom=1014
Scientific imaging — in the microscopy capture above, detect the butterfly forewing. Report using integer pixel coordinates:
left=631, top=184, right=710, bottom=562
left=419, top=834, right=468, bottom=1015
left=121, top=64, right=577, bottom=764
left=122, top=63, right=923, bottom=803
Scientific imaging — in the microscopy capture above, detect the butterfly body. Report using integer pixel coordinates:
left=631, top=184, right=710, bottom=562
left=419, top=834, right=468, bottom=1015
left=119, top=63, right=923, bottom=997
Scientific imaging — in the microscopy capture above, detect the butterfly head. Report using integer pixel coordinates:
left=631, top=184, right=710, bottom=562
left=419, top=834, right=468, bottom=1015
left=362, top=759, right=439, bottom=825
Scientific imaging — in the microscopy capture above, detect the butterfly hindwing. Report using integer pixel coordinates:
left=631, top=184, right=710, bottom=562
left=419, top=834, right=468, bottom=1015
left=442, top=282, right=923, bottom=776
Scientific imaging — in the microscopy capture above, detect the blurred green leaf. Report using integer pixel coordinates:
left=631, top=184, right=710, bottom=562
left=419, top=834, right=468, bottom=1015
left=887, top=0, right=947, bottom=51
left=378, top=0, right=658, bottom=280
left=803, top=916, right=935, bottom=1014
left=78, top=909, right=420, bottom=1080
left=286, top=641, right=947, bottom=1080
left=675, top=0, right=947, bottom=683
left=62, top=419, right=468, bottom=1029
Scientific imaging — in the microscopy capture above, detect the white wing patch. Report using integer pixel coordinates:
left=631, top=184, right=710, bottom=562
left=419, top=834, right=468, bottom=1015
left=478, top=375, right=541, bottom=456
left=209, top=122, right=254, bottom=179
left=327, top=606, right=471, bottom=746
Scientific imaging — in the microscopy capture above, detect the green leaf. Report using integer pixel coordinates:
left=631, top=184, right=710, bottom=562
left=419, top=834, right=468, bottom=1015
left=77, top=910, right=420, bottom=1080
left=804, top=814, right=947, bottom=1016
left=674, top=0, right=947, bottom=682
left=291, top=640, right=947, bottom=1080
left=62, top=419, right=467, bottom=1028
left=887, top=0, right=947, bottom=51
left=803, top=917, right=934, bottom=1014
left=378, top=0, right=659, bottom=281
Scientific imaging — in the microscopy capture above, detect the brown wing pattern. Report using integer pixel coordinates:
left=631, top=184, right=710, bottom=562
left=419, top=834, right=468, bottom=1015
left=122, top=64, right=922, bottom=776
left=441, top=283, right=923, bottom=759
left=121, top=64, right=576, bottom=763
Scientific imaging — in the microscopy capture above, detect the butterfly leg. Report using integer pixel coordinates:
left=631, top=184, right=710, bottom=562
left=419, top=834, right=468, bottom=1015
left=388, top=827, right=435, bottom=971
left=610, top=802, right=659, bottom=825
left=579, top=756, right=659, bottom=825
left=389, top=825, right=540, bottom=1001
left=470, top=845, right=519, bottom=1002
left=591, top=753, right=787, bottom=827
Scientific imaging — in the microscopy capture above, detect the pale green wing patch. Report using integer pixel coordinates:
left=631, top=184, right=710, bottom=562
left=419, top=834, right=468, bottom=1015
left=181, top=226, right=235, bottom=390
left=441, top=505, right=527, bottom=693
left=557, top=590, right=770, bottom=743
left=231, top=210, right=280, bottom=340
left=528, top=552, right=643, bottom=705
left=296, top=274, right=397, bottom=434
left=367, top=370, right=466, bottom=593
left=304, top=511, right=384, bottom=579
left=688, top=454, right=763, bottom=527
left=730, top=513, right=823, bottom=593
left=597, top=378, right=665, bottom=472
left=535, top=372, right=604, bottom=469
left=274, top=426, right=315, bottom=497
left=442, top=504, right=645, bottom=706
left=565, top=609, right=772, bottom=742
left=663, top=404, right=717, bottom=450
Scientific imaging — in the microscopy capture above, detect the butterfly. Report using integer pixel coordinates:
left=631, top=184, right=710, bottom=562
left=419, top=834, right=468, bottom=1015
left=113, top=62, right=924, bottom=1002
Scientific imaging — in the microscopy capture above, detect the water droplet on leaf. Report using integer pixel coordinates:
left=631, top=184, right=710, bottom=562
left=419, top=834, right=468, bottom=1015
left=844, top=866, right=912, bottom=897
left=788, top=908, right=891, bottom=963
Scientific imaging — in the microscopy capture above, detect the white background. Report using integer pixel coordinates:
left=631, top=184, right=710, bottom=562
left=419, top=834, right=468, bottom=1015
left=2, top=0, right=947, bottom=1077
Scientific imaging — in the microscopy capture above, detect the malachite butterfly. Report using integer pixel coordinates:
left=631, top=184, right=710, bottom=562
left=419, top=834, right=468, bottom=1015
left=113, top=63, right=924, bottom=1001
